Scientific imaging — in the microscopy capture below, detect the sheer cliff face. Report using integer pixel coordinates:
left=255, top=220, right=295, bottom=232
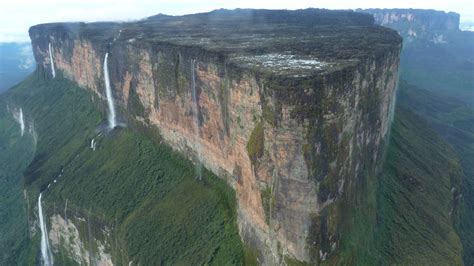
left=360, top=9, right=460, bottom=41
left=29, top=9, right=402, bottom=264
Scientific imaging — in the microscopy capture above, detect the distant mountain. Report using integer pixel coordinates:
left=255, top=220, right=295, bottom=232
left=359, top=9, right=460, bottom=40
left=360, top=8, right=474, bottom=264
left=396, top=81, right=474, bottom=263
left=0, top=43, right=35, bottom=94
left=359, top=9, right=474, bottom=107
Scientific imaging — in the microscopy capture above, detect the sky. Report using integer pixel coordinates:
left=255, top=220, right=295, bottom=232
left=1, top=0, right=473, bottom=42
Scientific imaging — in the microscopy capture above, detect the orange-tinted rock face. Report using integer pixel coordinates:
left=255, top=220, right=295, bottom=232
left=55, top=40, right=103, bottom=95
left=29, top=15, right=401, bottom=263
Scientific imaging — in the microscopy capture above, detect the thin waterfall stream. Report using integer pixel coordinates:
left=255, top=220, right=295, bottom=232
left=103, top=53, right=117, bottom=129
left=38, top=193, right=54, bottom=266
left=12, top=107, right=25, bottom=136
left=19, top=108, right=25, bottom=136
left=48, top=43, right=56, bottom=78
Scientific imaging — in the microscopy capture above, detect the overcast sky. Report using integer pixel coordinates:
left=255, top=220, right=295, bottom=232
left=1, top=0, right=473, bottom=42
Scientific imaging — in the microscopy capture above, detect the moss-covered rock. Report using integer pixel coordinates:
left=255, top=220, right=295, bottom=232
left=247, top=121, right=264, bottom=166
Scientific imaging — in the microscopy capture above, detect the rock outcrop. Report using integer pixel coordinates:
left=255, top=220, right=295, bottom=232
left=359, top=9, right=460, bottom=42
left=49, top=214, right=112, bottom=266
left=29, top=9, right=402, bottom=264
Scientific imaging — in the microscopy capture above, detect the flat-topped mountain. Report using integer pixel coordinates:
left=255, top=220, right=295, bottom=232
left=360, top=8, right=474, bottom=109
left=30, top=9, right=400, bottom=77
left=26, top=9, right=402, bottom=264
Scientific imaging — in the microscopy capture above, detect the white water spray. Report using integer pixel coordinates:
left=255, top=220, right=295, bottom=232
left=38, top=193, right=54, bottom=266
left=48, top=43, right=56, bottom=79
left=191, top=59, right=202, bottom=180
left=12, top=108, right=25, bottom=136
left=90, top=138, right=97, bottom=151
left=19, top=108, right=25, bottom=136
left=103, top=53, right=117, bottom=129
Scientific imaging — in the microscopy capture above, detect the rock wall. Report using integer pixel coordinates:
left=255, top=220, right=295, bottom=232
left=49, top=214, right=113, bottom=266
left=29, top=11, right=401, bottom=264
left=360, top=9, right=460, bottom=41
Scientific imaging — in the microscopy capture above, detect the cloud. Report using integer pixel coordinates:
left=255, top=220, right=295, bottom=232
left=18, top=44, right=35, bottom=69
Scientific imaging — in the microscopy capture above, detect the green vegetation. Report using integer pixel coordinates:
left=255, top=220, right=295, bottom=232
left=284, top=255, right=310, bottom=266
left=334, top=166, right=379, bottom=266
left=333, top=82, right=469, bottom=265
left=374, top=105, right=463, bottom=264
left=0, top=89, right=37, bottom=264
left=395, top=25, right=474, bottom=263
left=246, top=121, right=264, bottom=166
left=366, top=13, right=474, bottom=262
left=397, top=81, right=474, bottom=264
left=260, top=186, right=274, bottom=225
left=127, top=85, right=146, bottom=118
left=243, top=245, right=259, bottom=266
left=261, top=104, right=274, bottom=126
left=7, top=8, right=472, bottom=264
left=400, top=34, right=474, bottom=107
left=1, top=71, right=105, bottom=265
left=2, top=71, right=245, bottom=265
left=359, top=12, right=474, bottom=262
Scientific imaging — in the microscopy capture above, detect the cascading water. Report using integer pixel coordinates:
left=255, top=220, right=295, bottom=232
left=48, top=43, right=56, bottom=79
left=90, top=138, right=97, bottom=151
left=38, top=193, right=54, bottom=266
left=19, top=108, right=25, bottom=136
left=191, top=59, right=202, bottom=180
left=103, top=53, right=117, bottom=129
left=12, top=107, right=25, bottom=136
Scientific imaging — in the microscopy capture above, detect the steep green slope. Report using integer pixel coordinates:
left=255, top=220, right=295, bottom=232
left=0, top=94, right=36, bottom=264
left=3, top=50, right=471, bottom=265
left=357, top=10, right=474, bottom=262
left=44, top=129, right=244, bottom=265
left=3, top=71, right=245, bottom=265
left=375, top=105, right=464, bottom=264
left=397, top=81, right=474, bottom=263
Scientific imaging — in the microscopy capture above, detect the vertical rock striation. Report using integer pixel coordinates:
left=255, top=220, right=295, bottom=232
left=29, top=9, right=402, bottom=264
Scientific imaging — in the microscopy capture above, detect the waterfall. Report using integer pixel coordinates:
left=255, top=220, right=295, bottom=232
left=48, top=43, right=56, bottom=79
left=191, top=59, right=202, bottom=180
left=38, top=193, right=54, bottom=266
left=90, top=138, right=96, bottom=151
left=103, top=53, right=117, bottom=129
left=12, top=107, right=25, bottom=136
left=19, top=108, right=25, bottom=136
